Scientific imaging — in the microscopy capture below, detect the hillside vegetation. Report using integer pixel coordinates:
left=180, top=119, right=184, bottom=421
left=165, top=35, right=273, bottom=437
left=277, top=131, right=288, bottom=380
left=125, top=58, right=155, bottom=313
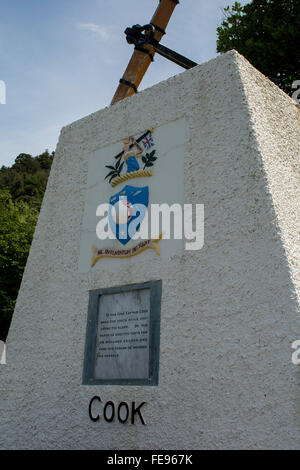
left=0, top=151, right=53, bottom=341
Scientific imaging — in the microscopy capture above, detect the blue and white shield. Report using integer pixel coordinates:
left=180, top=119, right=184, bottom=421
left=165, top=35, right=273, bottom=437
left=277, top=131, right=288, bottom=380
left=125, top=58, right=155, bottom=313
left=108, top=185, right=149, bottom=245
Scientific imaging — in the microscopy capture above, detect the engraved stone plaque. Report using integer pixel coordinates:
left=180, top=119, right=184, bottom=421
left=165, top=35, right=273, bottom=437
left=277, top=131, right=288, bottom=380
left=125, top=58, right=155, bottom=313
left=83, top=281, right=162, bottom=385
left=95, top=289, right=150, bottom=380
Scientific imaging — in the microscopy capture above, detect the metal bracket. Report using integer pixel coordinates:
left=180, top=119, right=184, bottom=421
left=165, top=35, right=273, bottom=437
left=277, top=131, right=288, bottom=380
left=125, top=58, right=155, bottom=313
left=125, top=23, right=197, bottom=70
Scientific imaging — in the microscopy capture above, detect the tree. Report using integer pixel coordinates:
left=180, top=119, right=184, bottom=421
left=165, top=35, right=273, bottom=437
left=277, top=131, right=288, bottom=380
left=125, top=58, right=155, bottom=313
left=217, top=0, right=300, bottom=94
left=0, top=150, right=54, bottom=209
left=0, top=190, right=39, bottom=341
left=0, top=150, right=54, bottom=341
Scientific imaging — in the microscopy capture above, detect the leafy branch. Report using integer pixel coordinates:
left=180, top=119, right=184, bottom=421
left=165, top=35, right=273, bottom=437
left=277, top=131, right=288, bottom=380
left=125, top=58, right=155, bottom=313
left=142, top=150, right=157, bottom=170
left=105, top=157, right=124, bottom=183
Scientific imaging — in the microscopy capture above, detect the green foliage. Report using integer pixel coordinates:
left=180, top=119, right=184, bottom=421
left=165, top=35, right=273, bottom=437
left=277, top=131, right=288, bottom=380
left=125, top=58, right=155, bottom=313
left=0, top=190, right=39, bottom=341
left=216, top=0, right=300, bottom=94
left=105, top=157, right=124, bottom=183
left=0, top=150, right=53, bottom=341
left=142, top=150, right=157, bottom=170
left=0, top=150, right=54, bottom=209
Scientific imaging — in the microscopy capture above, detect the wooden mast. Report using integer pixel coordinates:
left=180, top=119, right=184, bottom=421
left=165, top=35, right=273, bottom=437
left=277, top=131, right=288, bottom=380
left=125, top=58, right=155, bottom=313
left=111, top=0, right=179, bottom=105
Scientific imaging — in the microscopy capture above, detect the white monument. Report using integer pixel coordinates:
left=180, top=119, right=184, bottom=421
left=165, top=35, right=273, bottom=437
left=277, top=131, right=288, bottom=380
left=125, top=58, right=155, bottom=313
left=0, top=50, right=299, bottom=449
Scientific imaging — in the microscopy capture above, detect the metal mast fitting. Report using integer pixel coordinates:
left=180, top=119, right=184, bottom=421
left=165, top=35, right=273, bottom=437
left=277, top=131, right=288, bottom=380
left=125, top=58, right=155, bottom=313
left=111, top=0, right=183, bottom=105
left=125, top=23, right=197, bottom=70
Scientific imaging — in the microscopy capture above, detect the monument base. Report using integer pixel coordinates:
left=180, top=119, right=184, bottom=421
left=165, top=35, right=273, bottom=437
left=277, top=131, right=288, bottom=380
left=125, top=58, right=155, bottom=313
left=0, top=51, right=299, bottom=449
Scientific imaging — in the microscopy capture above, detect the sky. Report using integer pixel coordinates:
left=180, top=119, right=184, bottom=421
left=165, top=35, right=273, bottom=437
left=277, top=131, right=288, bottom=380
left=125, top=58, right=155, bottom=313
left=0, top=0, right=249, bottom=167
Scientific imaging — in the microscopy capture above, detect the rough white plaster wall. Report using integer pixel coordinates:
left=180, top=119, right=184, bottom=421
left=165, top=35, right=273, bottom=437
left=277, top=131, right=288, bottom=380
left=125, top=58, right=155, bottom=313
left=235, top=55, right=300, bottom=304
left=0, top=50, right=299, bottom=450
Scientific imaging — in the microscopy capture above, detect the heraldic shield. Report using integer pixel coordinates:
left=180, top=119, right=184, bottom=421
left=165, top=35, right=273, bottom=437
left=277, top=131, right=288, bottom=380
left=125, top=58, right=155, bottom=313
left=108, top=185, right=149, bottom=245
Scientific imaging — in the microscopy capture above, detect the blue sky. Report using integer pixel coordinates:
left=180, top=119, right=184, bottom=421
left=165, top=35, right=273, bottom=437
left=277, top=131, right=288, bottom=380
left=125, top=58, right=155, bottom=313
left=0, top=0, right=249, bottom=166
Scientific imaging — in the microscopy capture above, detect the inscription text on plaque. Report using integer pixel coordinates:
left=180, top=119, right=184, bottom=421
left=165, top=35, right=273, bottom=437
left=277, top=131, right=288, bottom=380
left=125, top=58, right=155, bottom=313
left=82, top=281, right=162, bottom=385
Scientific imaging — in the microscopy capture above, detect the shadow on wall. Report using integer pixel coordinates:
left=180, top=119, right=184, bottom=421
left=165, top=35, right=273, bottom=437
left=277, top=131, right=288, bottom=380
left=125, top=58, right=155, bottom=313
left=0, top=340, right=6, bottom=364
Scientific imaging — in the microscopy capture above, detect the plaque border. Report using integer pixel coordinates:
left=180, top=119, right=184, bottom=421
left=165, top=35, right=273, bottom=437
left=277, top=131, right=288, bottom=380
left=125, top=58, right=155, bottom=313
left=82, top=280, right=162, bottom=386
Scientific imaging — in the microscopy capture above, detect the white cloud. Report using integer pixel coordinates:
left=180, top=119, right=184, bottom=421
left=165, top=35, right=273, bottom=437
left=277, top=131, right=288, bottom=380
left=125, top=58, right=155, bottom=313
left=77, top=23, right=110, bottom=40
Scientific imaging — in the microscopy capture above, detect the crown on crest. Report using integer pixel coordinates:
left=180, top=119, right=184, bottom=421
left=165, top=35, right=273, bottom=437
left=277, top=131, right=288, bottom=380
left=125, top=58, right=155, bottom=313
left=105, top=128, right=157, bottom=188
